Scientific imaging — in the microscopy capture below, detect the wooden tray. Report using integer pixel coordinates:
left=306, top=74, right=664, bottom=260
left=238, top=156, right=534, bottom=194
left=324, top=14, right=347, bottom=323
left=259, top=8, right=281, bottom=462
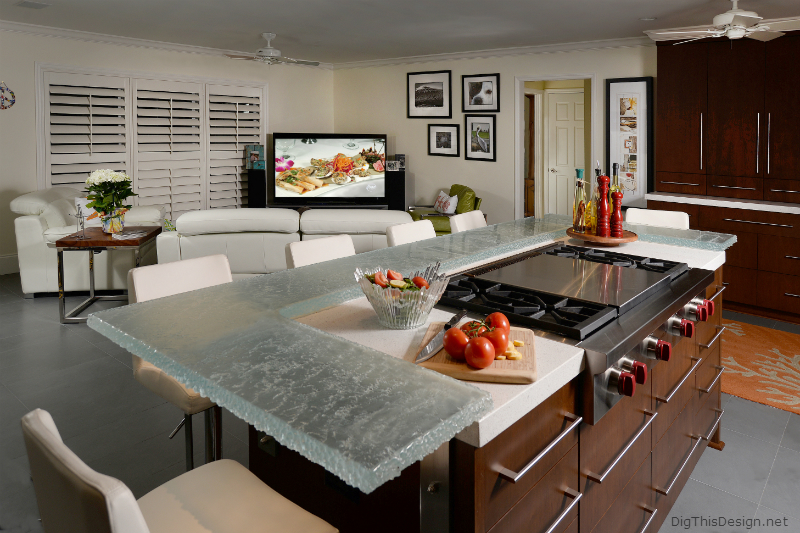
left=415, top=322, right=537, bottom=384
left=566, top=228, right=638, bottom=247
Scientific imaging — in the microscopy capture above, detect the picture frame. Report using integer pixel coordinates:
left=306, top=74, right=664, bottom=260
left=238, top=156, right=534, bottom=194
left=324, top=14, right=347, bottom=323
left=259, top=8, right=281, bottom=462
left=605, top=77, right=654, bottom=208
left=386, top=160, right=400, bottom=172
left=407, top=70, right=452, bottom=119
left=428, top=124, right=460, bottom=157
left=464, top=114, right=496, bottom=162
left=462, top=73, right=500, bottom=113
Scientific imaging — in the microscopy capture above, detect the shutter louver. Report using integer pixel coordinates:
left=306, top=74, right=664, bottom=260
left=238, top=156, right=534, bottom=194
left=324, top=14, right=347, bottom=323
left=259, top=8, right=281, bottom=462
left=207, top=86, right=264, bottom=209
left=44, top=73, right=129, bottom=190
left=134, top=81, right=204, bottom=220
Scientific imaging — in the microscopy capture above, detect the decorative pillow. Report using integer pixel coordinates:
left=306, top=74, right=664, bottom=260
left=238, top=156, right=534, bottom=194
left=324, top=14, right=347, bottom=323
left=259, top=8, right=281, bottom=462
left=433, top=190, right=458, bottom=214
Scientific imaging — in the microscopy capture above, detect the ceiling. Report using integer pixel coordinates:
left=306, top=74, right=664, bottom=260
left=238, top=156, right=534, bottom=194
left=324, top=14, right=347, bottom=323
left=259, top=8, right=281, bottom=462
left=1, top=0, right=798, bottom=64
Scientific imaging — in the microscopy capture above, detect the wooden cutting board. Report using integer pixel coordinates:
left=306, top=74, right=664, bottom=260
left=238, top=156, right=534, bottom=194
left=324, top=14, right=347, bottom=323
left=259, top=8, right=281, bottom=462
left=415, top=322, right=537, bottom=384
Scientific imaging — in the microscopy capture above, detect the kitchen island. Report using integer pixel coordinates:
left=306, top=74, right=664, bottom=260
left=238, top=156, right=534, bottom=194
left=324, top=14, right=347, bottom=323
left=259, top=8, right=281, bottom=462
left=88, top=216, right=735, bottom=533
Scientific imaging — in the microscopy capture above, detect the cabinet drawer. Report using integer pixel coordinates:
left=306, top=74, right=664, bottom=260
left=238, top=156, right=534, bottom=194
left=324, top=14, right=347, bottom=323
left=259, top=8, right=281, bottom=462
left=655, top=172, right=707, bottom=195
left=723, top=265, right=759, bottom=306
left=480, top=381, right=579, bottom=530
left=695, top=345, right=722, bottom=414
left=758, top=235, right=800, bottom=276
left=487, top=445, right=579, bottom=533
left=707, top=175, right=764, bottom=200
left=652, top=331, right=695, bottom=446
left=698, top=205, right=800, bottom=238
left=590, top=454, right=654, bottom=533
left=653, top=402, right=694, bottom=510
left=695, top=378, right=723, bottom=442
left=725, top=231, right=758, bottom=270
left=646, top=201, right=700, bottom=229
left=764, top=179, right=800, bottom=204
left=757, top=271, right=800, bottom=315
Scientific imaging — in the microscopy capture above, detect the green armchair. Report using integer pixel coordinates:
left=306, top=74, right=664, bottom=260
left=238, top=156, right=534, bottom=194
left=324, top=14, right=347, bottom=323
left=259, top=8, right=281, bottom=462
left=408, top=184, right=483, bottom=236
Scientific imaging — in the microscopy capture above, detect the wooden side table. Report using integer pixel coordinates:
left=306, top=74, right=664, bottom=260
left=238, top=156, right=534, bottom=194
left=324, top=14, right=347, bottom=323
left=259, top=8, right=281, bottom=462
left=51, top=226, right=161, bottom=323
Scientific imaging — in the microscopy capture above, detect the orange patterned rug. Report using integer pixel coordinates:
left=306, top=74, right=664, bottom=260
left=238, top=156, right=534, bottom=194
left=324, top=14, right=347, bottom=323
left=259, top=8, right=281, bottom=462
left=721, top=320, right=800, bottom=415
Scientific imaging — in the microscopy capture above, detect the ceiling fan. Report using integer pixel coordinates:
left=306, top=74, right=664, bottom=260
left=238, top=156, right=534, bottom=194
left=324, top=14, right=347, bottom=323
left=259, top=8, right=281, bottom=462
left=225, top=33, right=319, bottom=66
left=647, top=0, right=800, bottom=44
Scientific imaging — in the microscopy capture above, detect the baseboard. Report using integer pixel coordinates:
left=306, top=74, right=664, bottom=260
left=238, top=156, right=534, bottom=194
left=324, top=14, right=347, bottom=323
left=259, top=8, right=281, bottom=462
left=0, top=254, right=19, bottom=275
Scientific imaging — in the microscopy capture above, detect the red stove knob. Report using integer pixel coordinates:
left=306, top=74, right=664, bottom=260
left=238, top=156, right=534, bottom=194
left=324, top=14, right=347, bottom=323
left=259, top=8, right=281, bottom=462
left=704, top=299, right=715, bottom=316
left=618, top=372, right=636, bottom=397
left=679, top=319, right=695, bottom=338
left=655, top=340, right=672, bottom=362
left=696, top=304, right=709, bottom=322
left=630, top=361, right=648, bottom=385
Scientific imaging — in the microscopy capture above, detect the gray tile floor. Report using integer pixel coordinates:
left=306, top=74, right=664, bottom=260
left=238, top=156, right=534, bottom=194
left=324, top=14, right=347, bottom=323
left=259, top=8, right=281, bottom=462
left=1, top=273, right=799, bottom=533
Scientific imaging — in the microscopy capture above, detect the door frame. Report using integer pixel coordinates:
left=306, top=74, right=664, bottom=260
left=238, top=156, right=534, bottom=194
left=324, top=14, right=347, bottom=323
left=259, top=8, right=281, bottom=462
left=524, top=88, right=543, bottom=217
left=542, top=88, right=584, bottom=216
left=514, top=74, right=596, bottom=219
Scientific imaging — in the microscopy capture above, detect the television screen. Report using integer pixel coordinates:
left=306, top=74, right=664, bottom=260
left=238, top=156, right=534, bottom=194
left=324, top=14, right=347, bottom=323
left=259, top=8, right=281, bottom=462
left=269, top=133, right=388, bottom=206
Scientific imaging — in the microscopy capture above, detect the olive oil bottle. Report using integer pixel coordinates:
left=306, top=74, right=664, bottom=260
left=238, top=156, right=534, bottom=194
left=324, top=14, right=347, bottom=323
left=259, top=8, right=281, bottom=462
left=572, top=169, right=586, bottom=233
left=586, top=163, right=601, bottom=235
left=609, top=162, right=622, bottom=205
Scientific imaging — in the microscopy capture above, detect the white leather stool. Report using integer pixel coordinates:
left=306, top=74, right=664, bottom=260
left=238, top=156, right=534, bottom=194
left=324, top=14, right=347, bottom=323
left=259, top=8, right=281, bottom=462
left=285, top=234, right=356, bottom=269
left=626, top=207, right=690, bottom=230
left=450, top=210, right=487, bottom=233
left=386, top=219, right=436, bottom=247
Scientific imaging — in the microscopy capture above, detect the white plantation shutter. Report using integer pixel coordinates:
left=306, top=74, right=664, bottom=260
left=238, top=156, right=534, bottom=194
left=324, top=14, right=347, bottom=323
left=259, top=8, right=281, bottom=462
left=44, top=72, right=129, bottom=190
left=133, top=80, right=204, bottom=219
left=206, top=85, right=264, bottom=209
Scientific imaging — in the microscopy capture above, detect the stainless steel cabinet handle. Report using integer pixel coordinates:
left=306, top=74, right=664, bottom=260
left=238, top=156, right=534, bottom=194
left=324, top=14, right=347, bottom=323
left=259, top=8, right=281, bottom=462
left=497, top=413, right=582, bottom=483
left=786, top=256, right=800, bottom=260
left=786, top=293, right=800, bottom=299
left=542, top=488, right=582, bottom=533
left=656, top=357, right=702, bottom=404
left=701, top=326, right=726, bottom=349
left=655, top=436, right=702, bottom=496
left=700, top=366, right=725, bottom=394
left=767, top=112, right=771, bottom=174
left=709, top=285, right=726, bottom=301
left=702, top=408, right=724, bottom=441
left=700, top=112, right=703, bottom=170
left=712, top=185, right=757, bottom=191
left=722, top=218, right=793, bottom=228
left=586, top=411, right=657, bottom=484
left=640, top=506, right=658, bottom=533
left=771, top=189, right=800, bottom=194
left=661, top=181, right=700, bottom=186
left=756, top=112, right=760, bottom=174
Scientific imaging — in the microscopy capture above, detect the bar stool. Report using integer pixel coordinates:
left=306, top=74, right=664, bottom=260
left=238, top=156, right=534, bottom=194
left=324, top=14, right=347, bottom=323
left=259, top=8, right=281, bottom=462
left=386, top=219, right=436, bottom=247
left=285, top=234, right=356, bottom=268
left=127, top=254, right=233, bottom=470
left=626, top=207, right=690, bottom=230
left=450, top=210, right=487, bottom=233
left=21, top=409, right=337, bottom=533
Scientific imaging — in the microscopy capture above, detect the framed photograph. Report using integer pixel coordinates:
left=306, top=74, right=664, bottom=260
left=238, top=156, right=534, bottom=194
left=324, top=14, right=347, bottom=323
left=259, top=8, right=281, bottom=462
left=428, top=124, right=460, bottom=157
left=396, top=154, right=406, bottom=170
left=407, top=70, right=452, bottom=119
left=462, top=73, right=500, bottom=112
left=464, top=114, right=496, bottom=162
left=605, top=77, right=653, bottom=207
left=386, top=160, right=400, bottom=172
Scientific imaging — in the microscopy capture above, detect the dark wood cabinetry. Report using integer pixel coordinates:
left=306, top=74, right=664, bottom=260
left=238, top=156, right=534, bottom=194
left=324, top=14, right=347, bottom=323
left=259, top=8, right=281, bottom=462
left=765, top=35, right=800, bottom=181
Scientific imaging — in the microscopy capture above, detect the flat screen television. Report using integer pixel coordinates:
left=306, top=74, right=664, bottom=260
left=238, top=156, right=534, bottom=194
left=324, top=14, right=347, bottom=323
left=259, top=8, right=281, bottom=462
left=268, top=133, right=388, bottom=207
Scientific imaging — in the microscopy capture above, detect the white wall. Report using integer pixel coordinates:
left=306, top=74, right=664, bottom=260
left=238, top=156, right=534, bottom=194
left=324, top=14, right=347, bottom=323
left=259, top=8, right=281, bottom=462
left=333, top=45, right=656, bottom=224
left=0, top=30, right=334, bottom=271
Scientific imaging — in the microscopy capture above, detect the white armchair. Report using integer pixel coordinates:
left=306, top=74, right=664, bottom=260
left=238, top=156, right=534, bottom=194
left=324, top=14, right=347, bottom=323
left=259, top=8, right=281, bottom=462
left=11, top=187, right=163, bottom=296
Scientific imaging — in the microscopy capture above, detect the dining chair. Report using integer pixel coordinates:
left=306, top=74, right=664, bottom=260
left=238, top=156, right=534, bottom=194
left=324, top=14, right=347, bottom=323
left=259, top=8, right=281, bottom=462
left=21, top=408, right=338, bottom=533
left=127, top=254, right=233, bottom=471
left=386, top=219, right=436, bottom=247
left=626, top=207, right=690, bottom=230
left=449, top=210, right=487, bottom=233
left=285, top=234, right=356, bottom=268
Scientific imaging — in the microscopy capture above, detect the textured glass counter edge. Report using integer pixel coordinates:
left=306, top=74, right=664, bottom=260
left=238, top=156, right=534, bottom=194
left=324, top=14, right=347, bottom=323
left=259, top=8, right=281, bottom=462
left=89, top=315, right=494, bottom=493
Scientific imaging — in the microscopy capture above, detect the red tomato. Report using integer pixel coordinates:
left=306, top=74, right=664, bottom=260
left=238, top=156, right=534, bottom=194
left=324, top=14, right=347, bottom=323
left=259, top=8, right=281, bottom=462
left=482, top=328, right=509, bottom=355
left=387, top=269, right=403, bottom=281
left=465, top=337, right=495, bottom=369
left=486, top=312, right=511, bottom=335
left=374, top=271, right=388, bottom=288
left=461, top=321, right=487, bottom=338
left=443, top=328, right=469, bottom=361
left=412, top=276, right=429, bottom=290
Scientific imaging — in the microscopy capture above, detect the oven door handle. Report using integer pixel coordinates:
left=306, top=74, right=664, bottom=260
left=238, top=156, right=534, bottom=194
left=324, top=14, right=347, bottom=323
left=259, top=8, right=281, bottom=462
left=496, top=413, right=582, bottom=483
left=542, top=488, right=582, bottom=533
left=586, top=410, right=657, bottom=484
left=656, top=357, right=702, bottom=404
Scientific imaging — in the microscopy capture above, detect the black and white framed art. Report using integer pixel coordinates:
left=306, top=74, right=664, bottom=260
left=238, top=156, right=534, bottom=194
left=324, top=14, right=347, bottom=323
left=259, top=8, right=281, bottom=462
left=407, top=70, right=452, bottom=119
left=605, top=77, right=653, bottom=207
left=464, top=114, right=496, bottom=162
left=428, top=124, right=460, bottom=157
left=462, top=73, right=500, bottom=112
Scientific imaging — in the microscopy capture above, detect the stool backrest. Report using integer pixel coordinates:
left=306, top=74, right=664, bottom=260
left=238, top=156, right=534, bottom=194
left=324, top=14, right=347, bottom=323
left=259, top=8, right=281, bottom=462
left=625, top=208, right=690, bottom=230
left=21, top=409, right=149, bottom=533
left=286, top=234, right=356, bottom=268
left=450, top=210, right=487, bottom=234
left=386, top=220, right=436, bottom=247
left=127, top=254, right=233, bottom=304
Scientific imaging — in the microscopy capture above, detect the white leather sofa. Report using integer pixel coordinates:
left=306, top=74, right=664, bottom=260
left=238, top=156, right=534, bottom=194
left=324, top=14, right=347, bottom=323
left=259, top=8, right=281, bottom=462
left=156, top=209, right=301, bottom=279
left=299, top=209, right=413, bottom=253
left=11, top=187, right=164, bottom=296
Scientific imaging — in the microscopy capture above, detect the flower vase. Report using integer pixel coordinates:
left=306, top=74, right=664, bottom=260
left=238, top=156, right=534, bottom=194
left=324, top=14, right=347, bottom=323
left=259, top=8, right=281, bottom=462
left=101, top=209, right=125, bottom=234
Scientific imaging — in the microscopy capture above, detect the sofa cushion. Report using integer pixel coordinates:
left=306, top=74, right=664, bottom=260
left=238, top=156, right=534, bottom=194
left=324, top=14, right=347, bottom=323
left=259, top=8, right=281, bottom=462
left=449, top=184, right=477, bottom=214
left=300, top=209, right=412, bottom=235
left=409, top=209, right=452, bottom=234
left=10, top=187, right=82, bottom=216
left=175, top=209, right=299, bottom=236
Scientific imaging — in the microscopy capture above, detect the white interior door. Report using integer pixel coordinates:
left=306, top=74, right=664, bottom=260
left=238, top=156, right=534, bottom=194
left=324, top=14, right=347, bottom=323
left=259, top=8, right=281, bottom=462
left=544, top=91, right=584, bottom=216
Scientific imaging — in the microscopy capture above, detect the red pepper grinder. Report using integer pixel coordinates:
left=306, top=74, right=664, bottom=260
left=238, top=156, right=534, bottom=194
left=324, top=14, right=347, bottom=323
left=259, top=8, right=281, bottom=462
left=596, top=175, right=611, bottom=237
left=611, top=191, right=624, bottom=238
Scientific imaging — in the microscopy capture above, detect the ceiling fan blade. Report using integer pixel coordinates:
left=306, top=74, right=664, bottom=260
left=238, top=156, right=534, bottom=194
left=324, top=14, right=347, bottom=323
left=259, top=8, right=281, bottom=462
left=673, top=35, right=714, bottom=45
left=746, top=30, right=785, bottom=42
left=651, top=29, right=718, bottom=35
left=225, top=54, right=258, bottom=60
left=729, top=14, right=762, bottom=27
left=276, top=57, right=320, bottom=67
left=760, top=19, right=800, bottom=32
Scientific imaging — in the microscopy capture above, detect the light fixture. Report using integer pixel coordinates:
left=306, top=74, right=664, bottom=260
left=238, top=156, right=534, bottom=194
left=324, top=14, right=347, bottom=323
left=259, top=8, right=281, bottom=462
left=640, top=17, right=657, bottom=21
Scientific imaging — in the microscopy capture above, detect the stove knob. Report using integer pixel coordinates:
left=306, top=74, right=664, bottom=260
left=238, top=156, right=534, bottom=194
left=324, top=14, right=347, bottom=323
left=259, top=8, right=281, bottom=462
left=630, top=361, right=648, bottom=385
left=682, top=302, right=708, bottom=322
left=697, top=304, right=709, bottom=322
left=704, top=299, right=715, bottom=317
left=618, top=372, right=636, bottom=397
left=655, top=340, right=672, bottom=362
left=679, top=319, right=695, bottom=338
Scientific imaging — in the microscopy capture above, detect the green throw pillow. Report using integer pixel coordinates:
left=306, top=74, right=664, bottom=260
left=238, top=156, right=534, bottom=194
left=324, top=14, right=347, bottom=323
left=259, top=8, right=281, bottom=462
left=449, top=184, right=477, bottom=214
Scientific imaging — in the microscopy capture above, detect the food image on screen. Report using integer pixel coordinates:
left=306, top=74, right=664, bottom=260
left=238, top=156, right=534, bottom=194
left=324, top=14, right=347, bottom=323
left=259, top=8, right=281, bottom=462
left=274, top=137, right=386, bottom=199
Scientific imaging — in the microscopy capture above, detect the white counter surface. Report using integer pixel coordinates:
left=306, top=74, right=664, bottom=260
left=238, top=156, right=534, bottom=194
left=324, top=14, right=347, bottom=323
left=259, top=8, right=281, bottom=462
left=646, top=192, right=800, bottom=215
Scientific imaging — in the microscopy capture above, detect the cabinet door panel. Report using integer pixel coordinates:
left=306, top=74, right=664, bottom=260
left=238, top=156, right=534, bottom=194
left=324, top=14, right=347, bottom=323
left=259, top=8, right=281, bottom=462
left=764, top=179, right=800, bottom=204
left=765, top=35, right=800, bottom=180
left=707, top=175, right=763, bottom=201
left=757, top=271, right=800, bottom=315
left=655, top=172, right=707, bottom=195
left=758, top=235, right=800, bottom=276
left=707, top=40, right=765, bottom=178
left=723, top=265, right=759, bottom=306
left=724, top=231, right=758, bottom=270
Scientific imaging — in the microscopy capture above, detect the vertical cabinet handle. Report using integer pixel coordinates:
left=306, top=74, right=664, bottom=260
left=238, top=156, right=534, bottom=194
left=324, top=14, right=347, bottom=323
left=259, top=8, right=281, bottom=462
left=756, top=112, right=760, bottom=174
left=767, top=112, right=771, bottom=174
left=700, top=112, right=703, bottom=171
left=542, top=488, right=582, bottom=533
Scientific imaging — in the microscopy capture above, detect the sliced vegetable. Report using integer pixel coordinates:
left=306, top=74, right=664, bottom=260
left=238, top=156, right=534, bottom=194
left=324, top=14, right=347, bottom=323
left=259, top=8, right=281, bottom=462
left=411, top=276, right=429, bottom=290
left=513, top=340, right=525, bottom=347
left=374, top=271, right=388, bottom=288
left=387, top=269, right=403, bottom=281
left=389, top=279, right=406, bottom=289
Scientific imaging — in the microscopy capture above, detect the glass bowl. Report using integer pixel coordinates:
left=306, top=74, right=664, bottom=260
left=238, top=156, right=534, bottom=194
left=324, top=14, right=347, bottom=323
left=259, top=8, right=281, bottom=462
left=354, top=263, right=449, bottom=330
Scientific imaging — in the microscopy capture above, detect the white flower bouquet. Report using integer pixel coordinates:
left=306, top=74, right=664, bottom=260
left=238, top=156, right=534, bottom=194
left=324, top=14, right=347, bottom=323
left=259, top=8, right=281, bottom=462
left=84, top=169, right=137, bottom=233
